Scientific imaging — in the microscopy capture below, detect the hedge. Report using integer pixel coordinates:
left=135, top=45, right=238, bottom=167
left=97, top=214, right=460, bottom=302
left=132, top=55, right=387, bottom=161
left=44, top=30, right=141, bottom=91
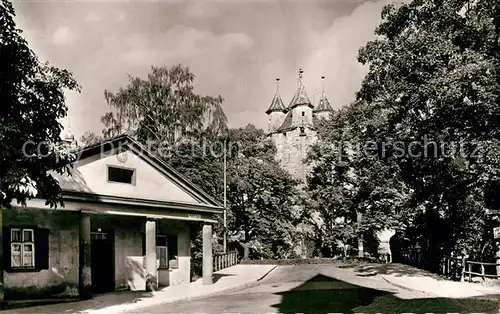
left=238, top=256, right=377, bottom=265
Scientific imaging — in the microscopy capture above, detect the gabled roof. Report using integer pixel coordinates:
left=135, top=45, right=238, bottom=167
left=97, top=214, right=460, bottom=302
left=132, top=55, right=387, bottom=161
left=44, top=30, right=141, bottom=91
left=314, top=92, right=333, bottom=112
left=66, top=133, right=223, bottom=209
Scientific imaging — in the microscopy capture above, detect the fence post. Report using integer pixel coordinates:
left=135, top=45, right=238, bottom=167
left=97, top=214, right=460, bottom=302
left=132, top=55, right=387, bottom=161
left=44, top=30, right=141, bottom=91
left=496, top=240, right=500, bottom=279
left=468, top=262, right=472, bottom=282
left=481, top=264, right=485, bottom=281
left=447, top=258, right=456, bottom=278
left=460, top=256, right=466, bottom=282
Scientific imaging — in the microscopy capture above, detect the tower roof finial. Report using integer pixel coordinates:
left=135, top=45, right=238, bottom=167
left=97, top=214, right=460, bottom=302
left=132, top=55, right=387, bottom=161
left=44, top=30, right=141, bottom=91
left=276, top=78, right=280, bottom=94
left=321, top=76, right=326, bottom=94
left=298, top=68, right=304, bottom=88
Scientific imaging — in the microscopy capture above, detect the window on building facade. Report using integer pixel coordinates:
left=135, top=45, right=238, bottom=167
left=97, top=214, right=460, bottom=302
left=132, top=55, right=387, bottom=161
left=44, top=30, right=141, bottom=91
left=144, top=234, right=179, bottom=269
left=107, top=166, right=136, bottom=184
left=11, top=228, right=34, bottom=268
left=301, top=111, right=305, bottom=116
left=156, top=235, right=168, bottom=268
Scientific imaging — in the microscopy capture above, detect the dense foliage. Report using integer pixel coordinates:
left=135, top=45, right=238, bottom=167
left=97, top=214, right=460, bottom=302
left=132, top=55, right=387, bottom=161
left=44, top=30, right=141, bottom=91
left=100, top=66, right=303, bottom=260
left=0, top=0, right=79, bottom=208
left=224, top=125, right=302, bottom=259
left=101, top=64, right=227, bottom=145
left=309, top=0, right=500, bottom=262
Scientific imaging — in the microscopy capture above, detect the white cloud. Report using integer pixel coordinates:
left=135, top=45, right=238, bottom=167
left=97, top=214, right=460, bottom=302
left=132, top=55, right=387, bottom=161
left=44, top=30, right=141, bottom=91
left=52, top=26, right=75, bottom=46
left=119, top=27, right=254, bottom=66
left=298, top=0, right=395, bottom=109
left=184, top=2, right=219, bottom=19
left=221, top=33, right=255, bottom=50
left=85, top=12, right=102, bottom=22
left=113, top=10, right=126, bottom=22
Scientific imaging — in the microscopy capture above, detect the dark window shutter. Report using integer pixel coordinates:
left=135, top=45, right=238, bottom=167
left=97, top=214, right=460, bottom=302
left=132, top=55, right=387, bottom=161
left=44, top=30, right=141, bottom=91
left=3, top=227, right=11, bottom=271
left=35, top=228, right=49, bottom=269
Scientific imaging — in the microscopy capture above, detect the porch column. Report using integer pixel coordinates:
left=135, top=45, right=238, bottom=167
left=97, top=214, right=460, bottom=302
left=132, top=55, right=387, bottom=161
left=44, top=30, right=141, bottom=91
left=145, top=219, right=157, bottom=291
left=178, top=224, right=191, bottom=284
left=202, top=224, right=213, bottom=285
left=79, top=213, right=92, bottom=300
left=0, top=206, right=4, bottom=302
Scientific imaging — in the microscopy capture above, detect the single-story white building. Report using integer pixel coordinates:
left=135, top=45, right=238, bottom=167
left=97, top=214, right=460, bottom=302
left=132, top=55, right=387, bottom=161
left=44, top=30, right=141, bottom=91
left=0, top=134, right=221, bottom=301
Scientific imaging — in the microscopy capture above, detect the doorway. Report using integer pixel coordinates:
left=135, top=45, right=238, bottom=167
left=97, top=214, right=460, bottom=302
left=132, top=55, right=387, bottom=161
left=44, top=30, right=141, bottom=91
left=91, top=230, right=115, bottom=293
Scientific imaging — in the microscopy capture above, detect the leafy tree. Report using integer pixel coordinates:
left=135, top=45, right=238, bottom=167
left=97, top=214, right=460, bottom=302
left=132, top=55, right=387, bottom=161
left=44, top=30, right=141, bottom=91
left=101, top=64, right=227, bottom=145
left=307, top=102, right=408, bottom=257
left=355, top=0, right=500, bottom=260
left=79, top=131, right=103, bottom=147
left=101, top=66, right=304, bottom=260
left=0, top=0, right=80, bottom=208
left=225, top=124, right=302, bottom=259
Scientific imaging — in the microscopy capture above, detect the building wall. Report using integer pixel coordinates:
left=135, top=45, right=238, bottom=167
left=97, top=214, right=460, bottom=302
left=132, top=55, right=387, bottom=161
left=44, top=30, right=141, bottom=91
left=291, top=106, right=314, bottom=127
left=90, top=215, right=144, bottom=291
left=3, top=207, right=80, bottom=299
left=62, top=150, right=201, bottom=204
left=271, top=127, right=317, bottom=182
left=157, top=220, right=191, bottom=287
left=267, top=112, right=286, bottom=134
left=3, top=207, right=192, bottom=298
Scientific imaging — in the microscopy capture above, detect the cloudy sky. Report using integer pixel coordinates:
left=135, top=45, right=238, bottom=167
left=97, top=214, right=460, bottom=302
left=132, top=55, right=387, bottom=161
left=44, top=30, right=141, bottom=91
left=13, top=0, right=395, bottom=139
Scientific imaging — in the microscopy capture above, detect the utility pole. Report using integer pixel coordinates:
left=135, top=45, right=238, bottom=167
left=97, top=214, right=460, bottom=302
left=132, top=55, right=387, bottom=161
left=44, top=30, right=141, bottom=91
left=223, top=138, right=227, bottom=253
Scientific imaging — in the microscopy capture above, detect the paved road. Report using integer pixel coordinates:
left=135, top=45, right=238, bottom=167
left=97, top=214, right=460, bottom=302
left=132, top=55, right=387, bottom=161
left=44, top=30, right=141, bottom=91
left=127, top=265, right=499, bottom=313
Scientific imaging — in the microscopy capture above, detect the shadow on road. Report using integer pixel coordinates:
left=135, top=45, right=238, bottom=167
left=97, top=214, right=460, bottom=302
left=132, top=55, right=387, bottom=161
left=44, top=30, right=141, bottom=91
left=213, top=273, right=235, bottom=284
left=271, top=274, right=499, bottom=314
left=2, top=291, right=155, bottom=313
left=339, top=262, right=447, bottom=280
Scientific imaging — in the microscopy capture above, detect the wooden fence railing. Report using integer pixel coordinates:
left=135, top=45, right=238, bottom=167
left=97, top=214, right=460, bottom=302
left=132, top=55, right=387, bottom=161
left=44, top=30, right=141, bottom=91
left=400, top=252, right=500, bottom=282
left=463, top=260, right=500, bottom=282
left=214, top=250, right=239, bottom=272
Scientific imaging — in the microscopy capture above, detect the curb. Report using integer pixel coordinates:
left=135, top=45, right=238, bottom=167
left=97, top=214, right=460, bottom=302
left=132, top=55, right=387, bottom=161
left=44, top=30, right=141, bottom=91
left=257, top=264, right=278, bottom=281
left=103, top=265, right=279, bottom=314
left=378, top=275, right=436, bottom=296
left=379, top=275, right=500, bottom=301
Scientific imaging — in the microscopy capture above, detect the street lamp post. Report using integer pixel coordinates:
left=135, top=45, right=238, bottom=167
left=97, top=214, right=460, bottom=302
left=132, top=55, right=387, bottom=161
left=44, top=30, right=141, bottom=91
left=223, top=138, right=227, bottom=254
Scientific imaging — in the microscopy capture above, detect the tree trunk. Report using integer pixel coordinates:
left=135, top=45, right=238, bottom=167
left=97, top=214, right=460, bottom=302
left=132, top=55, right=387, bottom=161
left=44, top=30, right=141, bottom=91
left=357, top=211, right=364, bottom=258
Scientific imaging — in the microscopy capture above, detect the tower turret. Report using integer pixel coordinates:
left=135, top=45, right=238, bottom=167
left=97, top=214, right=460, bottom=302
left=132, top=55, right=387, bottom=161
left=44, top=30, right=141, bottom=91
left=266, top=78, right=286, bottom=134
left=314, top=76, right=333, bottom=120
left=289, top=69, right=314, bottom=128
left=61, top=110, right=78, bottom=149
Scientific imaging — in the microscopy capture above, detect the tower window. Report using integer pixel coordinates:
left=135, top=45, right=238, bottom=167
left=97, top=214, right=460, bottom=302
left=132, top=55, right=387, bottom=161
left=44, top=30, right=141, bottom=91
left=302, top=112, right=305, bottom=116
left=107, top=166, right=136, bottom=184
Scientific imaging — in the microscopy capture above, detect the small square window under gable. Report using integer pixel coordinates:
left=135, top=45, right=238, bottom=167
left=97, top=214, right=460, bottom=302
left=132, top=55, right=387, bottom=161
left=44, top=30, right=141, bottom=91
left=107, top=165, right=136, bottom=185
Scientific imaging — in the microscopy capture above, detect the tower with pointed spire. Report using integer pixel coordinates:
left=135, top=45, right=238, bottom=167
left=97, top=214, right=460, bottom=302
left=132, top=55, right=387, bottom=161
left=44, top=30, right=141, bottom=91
left=61, top=108, right=77, bottom=148
left=314, top=76, right=334, bottom=120
left=266, top=78, right=286, bottom=134
left=265, top=70, right=334, bottom=184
